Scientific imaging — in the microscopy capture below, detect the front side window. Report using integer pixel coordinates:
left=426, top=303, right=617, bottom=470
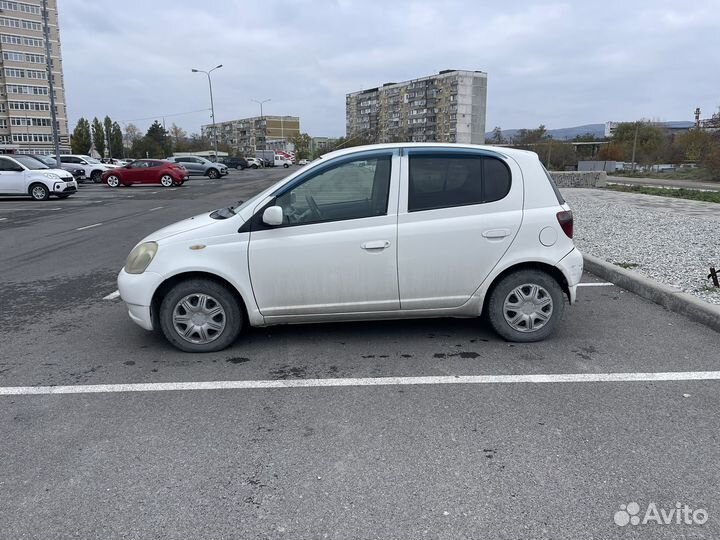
left=408, top=153, right=511, bottom=212
left=273, top=154, right=392, bottom=226
left=0, top=157, right=20, bottom=171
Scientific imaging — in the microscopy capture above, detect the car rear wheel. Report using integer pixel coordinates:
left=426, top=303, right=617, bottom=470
left=106, top=175, right=120, bottom=188
left=207, top=168, right=220, bottom=179
left=160, top=175, right=174, bottom=187
left=29, top=183, right=49, bottom=201
left=486, top=269, right=565, bottom=342
left=91, top=170, right=103, bottom=183
left=159, top=279, right=243, bottom=352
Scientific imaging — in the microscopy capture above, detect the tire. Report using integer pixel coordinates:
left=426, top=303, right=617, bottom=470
left=486, top=269, right=565, bottom=343
left=236, top=165, right=243, bottom=170
left=159, top=279, right=243, bottom=353
left=283, top=163, right=289, bottom=168
left=207, top=168, right=220, bottom=179
left=29, top=183, right=49, bottom=201
left=251, top=164, right=258, bottom=169
left=160, top=175, right=174, bottom=187
left=106, top=175, right=120, bottom=188
left=91, top=170, right=103, bottom=183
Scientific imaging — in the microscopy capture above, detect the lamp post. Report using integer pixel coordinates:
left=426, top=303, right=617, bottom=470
left=192, top=64, right=223, bottom=159
left=251, top=98, right=271, bottom=150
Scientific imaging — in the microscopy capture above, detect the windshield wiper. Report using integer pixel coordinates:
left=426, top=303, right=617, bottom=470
left=210, top=201, right=244, bottom=220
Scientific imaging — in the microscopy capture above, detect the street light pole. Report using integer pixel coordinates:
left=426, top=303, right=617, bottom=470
left=41, top=0, right=61, bottom=167
left=251, top=98, right=271, bottom=151
left=192, top=64, right=223, bottom=159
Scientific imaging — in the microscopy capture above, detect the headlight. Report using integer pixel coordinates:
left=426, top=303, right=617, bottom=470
left=43, top=173, right=61, bottom=180
left=124, top=242, right=158, bottom=274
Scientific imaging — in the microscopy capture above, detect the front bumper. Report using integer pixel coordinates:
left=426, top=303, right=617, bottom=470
left=557, top=247, right=584, bottom=304
left=54, top=180, right=78, bottom=193
left=117, top=269, right=165, bottom=331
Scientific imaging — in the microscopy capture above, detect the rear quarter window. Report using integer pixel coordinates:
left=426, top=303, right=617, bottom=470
left=408, top=153, right=512, bottom=212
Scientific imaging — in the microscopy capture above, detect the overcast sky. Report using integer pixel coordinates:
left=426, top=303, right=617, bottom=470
left=59, top=0, right=720, bottom=137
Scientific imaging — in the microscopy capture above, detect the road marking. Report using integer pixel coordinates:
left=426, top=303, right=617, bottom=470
left=577, top=282, right=614, bottom=287
left=75, top=222, right=103, bottom=231
left=2, top=371, right=719, bottom=396
left=103, top=290, right=120, bottom=300
left=0, top=217, right=6, bottom=221
left=149, top=206, right=164, bottom=211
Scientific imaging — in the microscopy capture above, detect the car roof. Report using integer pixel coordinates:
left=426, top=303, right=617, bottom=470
left=320, top=142, right=539, bottom=162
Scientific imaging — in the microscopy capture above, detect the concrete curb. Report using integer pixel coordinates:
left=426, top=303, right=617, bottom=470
left=583, top=254, right=720, bottom=334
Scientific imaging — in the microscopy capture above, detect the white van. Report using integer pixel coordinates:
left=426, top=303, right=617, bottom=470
left=274, top=155, right=292, bottom=168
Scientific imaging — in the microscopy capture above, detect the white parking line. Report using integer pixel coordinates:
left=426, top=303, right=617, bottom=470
left=2, top=371, right=718, bottom=396
left=577, top=282, right=614, bottom=287
left=75, top=222, right=103, bottom=231
left=103, top=290, right=120, bottom=300
left=0, top=217, right=6, bottom=221
left=149, top=206, right=164, bottom=211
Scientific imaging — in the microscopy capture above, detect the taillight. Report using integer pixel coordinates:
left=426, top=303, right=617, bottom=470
left=556, top=210, right=573, bottom=238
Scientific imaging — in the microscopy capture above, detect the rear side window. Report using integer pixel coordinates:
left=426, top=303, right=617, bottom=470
left=408, top=154, right=511, bottom=212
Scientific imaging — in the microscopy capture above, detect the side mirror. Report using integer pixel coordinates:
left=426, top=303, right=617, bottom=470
left=79, top=160, right=87, bottom=165
left=262, top=206, right=284, bottom=226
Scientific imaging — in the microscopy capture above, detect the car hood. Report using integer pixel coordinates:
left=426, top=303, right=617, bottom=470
left=141, top=210, right=243, bottom=244
left=42, top=168, right=75, bottom=179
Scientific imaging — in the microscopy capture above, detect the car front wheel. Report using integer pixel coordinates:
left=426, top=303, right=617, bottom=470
left=159, top=279, right=243, bottom=352
left=207, top=168, right=220, bottom=179
left=486, top=269, right=565, bottom=342
left=160, top=175, right=174, bottom=187
left=29, top=183, right=49, bottom=201
left=91, top=170, right=103, bottom=183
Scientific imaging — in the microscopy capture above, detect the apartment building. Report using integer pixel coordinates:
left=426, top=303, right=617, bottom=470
left=346, top=70, right=487, bottom=144
left=0, top=0, right=69, bottom=154
left=202, top=115, right=300, bottom=156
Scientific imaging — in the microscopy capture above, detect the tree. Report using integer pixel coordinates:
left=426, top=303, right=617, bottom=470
left=169, top=123, right=187, bottom=152
left=611, top=121, right=665, bottom=165
left=131, top=120, right=172, bottom=158
left=290, top=132, right=312, bottom=159
left=91, top=117, right=105, bottom=157
left=512, top=125, right=548, bottom=146
left=124, top=123, right=141, bottom=154
left=70, top=117, right=91, bottom=154
left=597, top=143, right=625, bottom=161
left=490, top=126, right=504, bottom=144
left=110, top=122, right=124, bottom=158
left=103, top=116, right=114, bottom=157
left=674, top=129, right=713, bottom=162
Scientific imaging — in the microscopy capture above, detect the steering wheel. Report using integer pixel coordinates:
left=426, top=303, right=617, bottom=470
left=305, top=194, right=321, bottom=219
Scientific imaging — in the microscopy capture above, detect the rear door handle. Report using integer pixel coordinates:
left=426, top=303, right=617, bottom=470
left=362, top=240, right=391, bottom=250
left=482, top=229, right=511, bottom=239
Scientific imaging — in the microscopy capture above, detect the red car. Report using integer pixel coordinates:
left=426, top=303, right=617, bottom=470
left=101, top=159, right=188, bottom=188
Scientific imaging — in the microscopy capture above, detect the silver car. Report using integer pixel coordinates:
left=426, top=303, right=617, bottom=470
left=165, top=156, right=228, bottom=179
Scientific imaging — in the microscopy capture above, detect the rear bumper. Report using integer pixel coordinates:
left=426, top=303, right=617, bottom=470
left=557, top=247, right=584, bottom=304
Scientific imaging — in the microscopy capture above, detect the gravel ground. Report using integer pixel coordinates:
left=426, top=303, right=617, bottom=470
left=564, top=189, right=720, bottom=305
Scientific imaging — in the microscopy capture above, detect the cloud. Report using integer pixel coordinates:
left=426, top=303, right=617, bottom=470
left=59, top=0, right=720, bottom=137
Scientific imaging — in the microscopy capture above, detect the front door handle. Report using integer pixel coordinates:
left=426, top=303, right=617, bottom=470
left=482, top=229, right=511, bottom=239
left=361, top=240, right=391, bottom=250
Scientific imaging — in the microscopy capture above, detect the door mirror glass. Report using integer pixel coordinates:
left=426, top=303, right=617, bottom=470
left=262, top=205, right=284, bottom=226
left=79, top=160, right=88, bottom=165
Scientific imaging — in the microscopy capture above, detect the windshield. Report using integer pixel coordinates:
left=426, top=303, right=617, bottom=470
left=14, top=155, right=50, bottom=170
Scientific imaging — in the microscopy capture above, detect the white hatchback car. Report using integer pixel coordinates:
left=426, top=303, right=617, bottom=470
left=118, top=143, right=583, bottom=352
left=0, top=154, right=78, bottom=200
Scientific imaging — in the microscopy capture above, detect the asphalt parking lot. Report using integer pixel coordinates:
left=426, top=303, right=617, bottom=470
left=1, top=168, right=719, bottom=539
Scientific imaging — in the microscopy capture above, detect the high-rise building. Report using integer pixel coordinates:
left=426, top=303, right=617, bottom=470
left=0, top=0, right=70, bottom=154
left=202, top=115, right=300, bottom=155
left=346, top=69, right=487, bottom=145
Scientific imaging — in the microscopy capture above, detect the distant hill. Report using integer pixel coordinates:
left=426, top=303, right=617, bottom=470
left=486, top=121, right=694, bottom=141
